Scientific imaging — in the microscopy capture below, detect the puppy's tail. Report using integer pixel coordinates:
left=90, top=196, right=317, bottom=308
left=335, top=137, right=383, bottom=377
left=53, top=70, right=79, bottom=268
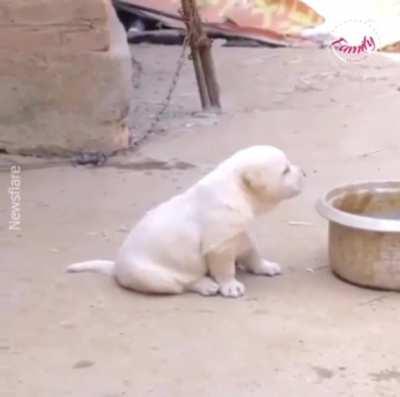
left=66, top=260, right=115, bottom=276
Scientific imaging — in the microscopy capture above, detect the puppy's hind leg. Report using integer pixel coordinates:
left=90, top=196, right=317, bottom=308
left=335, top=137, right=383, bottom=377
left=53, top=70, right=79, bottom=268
left=115, top=262, right=184, bottom=295
left=186, top=277, right=220, bottom=296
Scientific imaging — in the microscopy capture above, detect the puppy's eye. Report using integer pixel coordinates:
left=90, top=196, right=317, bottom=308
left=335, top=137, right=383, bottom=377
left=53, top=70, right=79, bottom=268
left=283, top=165, right=290, bottom=175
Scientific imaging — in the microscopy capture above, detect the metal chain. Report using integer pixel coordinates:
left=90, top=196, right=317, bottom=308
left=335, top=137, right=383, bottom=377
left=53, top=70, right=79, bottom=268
left=144, top=33, right=191, bottom=141
left=73, top=30, right=191, bottom=166
left=109, top=32, right=191, bottom=158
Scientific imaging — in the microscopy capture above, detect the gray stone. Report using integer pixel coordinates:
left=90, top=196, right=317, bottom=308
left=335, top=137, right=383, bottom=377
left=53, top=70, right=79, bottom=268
left=0, top=0, right=132, bottom=156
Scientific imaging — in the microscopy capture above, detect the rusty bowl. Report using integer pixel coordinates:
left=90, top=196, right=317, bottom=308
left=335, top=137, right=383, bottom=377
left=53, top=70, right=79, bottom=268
left=317, top=181, right=400, bottom=291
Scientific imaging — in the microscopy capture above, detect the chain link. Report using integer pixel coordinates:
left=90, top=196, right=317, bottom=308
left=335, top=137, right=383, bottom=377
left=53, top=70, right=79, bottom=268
left=73, top=17, right=193, bottom=166
left=93, top=31, right=192, bottom=163
left=141, top=32, right=191, bottom=142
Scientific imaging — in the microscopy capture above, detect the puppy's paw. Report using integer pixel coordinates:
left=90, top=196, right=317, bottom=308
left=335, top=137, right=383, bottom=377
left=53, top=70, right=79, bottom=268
left=252, top=260, right=282, bottom=277
left=220, top=279, right=245, bottom=298
left=189, top=277, right=220, bottom=296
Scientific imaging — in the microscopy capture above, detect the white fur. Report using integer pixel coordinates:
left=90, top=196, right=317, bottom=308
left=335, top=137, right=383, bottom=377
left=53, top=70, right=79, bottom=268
left=67, top=146, right=303, bottom=298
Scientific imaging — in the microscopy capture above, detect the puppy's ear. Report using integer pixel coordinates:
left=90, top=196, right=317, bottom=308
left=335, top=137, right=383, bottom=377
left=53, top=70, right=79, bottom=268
left=241, top=167, right=266, bottom=194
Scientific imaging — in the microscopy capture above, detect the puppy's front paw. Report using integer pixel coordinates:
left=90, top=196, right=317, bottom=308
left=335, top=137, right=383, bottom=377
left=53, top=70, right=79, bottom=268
left=252, top=260, right=282, bottom=277
left=220, top=279, right=245, bottom=298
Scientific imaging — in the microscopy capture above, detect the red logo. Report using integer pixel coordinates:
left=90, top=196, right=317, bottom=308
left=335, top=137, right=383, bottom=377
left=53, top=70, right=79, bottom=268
left=331, top=36, right=376, bottom=55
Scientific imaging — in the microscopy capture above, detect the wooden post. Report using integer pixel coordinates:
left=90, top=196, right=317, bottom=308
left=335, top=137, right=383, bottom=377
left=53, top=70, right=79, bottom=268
left=190, top=43, right=212, bottom=110
left=181, top=0, right=221, bottom=111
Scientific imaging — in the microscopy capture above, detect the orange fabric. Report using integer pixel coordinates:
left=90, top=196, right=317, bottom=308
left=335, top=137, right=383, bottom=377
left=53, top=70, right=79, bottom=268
left=121, top=0, right=324, bottom=40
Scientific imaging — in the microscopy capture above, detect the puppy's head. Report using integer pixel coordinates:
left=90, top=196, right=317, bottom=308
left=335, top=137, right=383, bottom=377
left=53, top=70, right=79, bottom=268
left=238, top=146, right=303, bottom=203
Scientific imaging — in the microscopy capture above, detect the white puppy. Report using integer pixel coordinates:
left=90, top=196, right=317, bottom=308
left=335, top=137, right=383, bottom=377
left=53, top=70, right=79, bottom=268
left=67, top=146, right=303, bottom=298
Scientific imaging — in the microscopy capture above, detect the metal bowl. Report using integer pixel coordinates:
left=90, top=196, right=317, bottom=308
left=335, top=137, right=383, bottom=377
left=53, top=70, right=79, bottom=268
left=317, top=181, right=400, bottom=291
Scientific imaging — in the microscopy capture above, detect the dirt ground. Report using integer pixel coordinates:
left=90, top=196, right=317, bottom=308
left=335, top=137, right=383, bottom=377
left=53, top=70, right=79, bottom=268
left=1, top=43, right=400, bottom=397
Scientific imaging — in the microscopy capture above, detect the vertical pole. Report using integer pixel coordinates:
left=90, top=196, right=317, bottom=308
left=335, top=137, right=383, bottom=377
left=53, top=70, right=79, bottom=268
left=181, top=0, right=221, bottom=111
left=191, top=44, right=212, bottom=109
left=199, top=41, right=221, bottom=109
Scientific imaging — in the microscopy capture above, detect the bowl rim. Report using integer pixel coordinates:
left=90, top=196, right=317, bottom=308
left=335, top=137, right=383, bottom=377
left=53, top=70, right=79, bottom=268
left=316, top=180, right=400, bottom=233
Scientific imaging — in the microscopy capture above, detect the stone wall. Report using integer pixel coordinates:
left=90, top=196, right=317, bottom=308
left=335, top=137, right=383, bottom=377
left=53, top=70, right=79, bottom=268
left=0, top=0, right=132, bottom=156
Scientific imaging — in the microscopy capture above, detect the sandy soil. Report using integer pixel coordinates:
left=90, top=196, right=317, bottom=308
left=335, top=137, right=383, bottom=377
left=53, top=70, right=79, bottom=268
left=1, top=44, right=400, bottom=397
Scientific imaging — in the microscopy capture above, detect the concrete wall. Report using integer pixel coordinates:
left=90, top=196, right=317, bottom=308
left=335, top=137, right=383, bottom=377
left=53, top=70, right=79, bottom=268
left=0, top=0, right=132, bottom=156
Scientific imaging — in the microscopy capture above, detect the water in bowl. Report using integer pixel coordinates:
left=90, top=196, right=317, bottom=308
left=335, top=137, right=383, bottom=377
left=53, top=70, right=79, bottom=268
left=334, top=190, right=400, bottom=220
